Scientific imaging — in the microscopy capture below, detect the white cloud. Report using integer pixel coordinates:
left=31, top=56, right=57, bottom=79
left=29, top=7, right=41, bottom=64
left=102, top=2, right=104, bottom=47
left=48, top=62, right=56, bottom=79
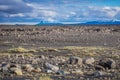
left=26, top=3, right=58, bottom=22
left=102, top=7, right=120, bottom=17
left=0, top=0, right=120, bottom=22
left=46, top=18, right=56, bottom=22
left=9, top=13, right=25, bottom=17
left=24, top=5, right=120, bottom=22
left=41, top=10, right=57, bottom=17
left=85, top=6, right=120, bottom=21
left=70, top=12, right=76, bottom=15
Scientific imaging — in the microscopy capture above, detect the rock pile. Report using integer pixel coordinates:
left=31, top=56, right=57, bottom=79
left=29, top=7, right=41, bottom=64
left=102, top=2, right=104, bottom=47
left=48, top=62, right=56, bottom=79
left=0, top=54, right=119, bottom=80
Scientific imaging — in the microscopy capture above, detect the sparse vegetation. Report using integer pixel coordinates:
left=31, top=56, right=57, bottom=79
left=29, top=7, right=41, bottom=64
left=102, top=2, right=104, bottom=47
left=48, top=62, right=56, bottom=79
left=8, top=46, right=37, bottom=53
left=63, top=46, right=120, bottom=57
left=38, top=47, right=60, bottom=52
left=5, top=46, right=120, bottom=58
left=39, top=74, right=52, bottom=80
left=63, top=46, right=108, bottom=51
left=0, top=53, right=11, bottom=56
left=0, top=26, right=120, bottom=80
left=23, top=53, right=34, bottom=57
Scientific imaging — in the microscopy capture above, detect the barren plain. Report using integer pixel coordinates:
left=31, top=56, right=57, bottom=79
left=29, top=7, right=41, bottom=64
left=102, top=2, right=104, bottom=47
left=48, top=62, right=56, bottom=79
left=0, top=25, right=120, bottom=80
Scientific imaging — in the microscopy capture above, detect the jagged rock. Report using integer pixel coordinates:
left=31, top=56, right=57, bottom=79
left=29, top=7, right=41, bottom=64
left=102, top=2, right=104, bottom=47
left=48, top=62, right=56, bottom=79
left=83, top=57, right=95, bottom=65
left=45, top=62, right=59, bottom=72
left=69, top=56, right=82, bottom=65
left=99, top=58, right=116, bottom=69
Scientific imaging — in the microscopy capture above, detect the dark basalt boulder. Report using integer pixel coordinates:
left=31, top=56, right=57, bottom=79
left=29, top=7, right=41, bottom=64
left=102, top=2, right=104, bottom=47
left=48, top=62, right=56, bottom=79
left=98, top=58, right=116, bottom=69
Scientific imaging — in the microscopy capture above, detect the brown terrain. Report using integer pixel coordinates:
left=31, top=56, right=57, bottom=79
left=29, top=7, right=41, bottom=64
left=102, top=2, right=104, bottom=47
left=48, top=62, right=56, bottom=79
left=0, top=25, right=120, bottom=80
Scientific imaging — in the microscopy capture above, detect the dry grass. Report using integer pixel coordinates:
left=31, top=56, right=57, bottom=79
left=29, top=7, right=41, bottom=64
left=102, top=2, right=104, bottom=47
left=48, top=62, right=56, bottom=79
left=38, top=47, right=60, bottom=52
left=1, top=46, right=120, bottom=58
left=0, top=53, right=11, bottom=56
left=8, top=47, right=37, bottom=53
left=63, top=46, right=108, bottom=50
left=39, top=74, right=52, bottom=80
left=63, top=46, right=120, bottom=57
left=23, top=53, right=34, bottom=57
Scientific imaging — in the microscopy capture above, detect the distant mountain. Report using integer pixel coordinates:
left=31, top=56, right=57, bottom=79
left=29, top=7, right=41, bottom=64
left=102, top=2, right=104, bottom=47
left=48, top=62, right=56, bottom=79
left=36, top=20, right=120, bottom=26
left=36, top=21, right=63, bottom=26
left=82, top=20, right=120, bottom=25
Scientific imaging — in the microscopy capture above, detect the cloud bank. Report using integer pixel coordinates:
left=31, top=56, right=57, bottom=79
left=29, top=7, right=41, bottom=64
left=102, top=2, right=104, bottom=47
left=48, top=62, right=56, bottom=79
left=0, top=0, right=120, bottom=23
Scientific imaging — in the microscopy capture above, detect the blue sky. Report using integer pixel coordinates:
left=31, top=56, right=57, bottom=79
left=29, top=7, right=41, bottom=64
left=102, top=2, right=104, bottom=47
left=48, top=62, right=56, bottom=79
left=0, top=0, right=120, bottom=24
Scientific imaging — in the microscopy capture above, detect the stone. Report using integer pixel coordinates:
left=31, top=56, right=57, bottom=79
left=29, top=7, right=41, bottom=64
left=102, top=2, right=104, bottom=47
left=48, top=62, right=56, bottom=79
left=10, top=67, right=22, bottom=76
left=64, top=71, right=70, bottom=74
left=99, top=58, right=116, bottom=69
left=32, top=60, right=38, bottom=64
left=22, top=64, right=32, bottom=69
left=10, top=67, right=17, bottom=72
left=45, top=62, right=59, bottom=72
left=71, top=69, right=83, bottom=75
left=1, top=63, right=10, bottom=72
left=0, top=67, right=2, bottom=72
left=93, top=71, right=105, bottom=77
left=26, top=67, right=34, bottom=72
left=46, top=70, right=54, bottom=73
left=39, top=55, right=45, bottom=59
left=18, top=54, right=24, bottom=59
left=83, top=57, right=95, bottom=65
left=49, top=55, right=54, bottom=58
left=69, top=56, right=82, bottom=65
left=32, top=68, right=41, bottom=73
left=22, top=64, right=34, bottom=72
left=56, top=70, right=65, bottom=75
left=94, top=65, right=105, bottom=71
left=10, top=64, right=20, bottom=68
left=14, top=69, right=23, bottom=76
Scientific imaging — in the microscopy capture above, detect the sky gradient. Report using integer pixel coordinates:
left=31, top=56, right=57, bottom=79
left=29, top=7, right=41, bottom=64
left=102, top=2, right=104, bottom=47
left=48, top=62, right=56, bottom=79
left=0, top=0, right=120, bottom=24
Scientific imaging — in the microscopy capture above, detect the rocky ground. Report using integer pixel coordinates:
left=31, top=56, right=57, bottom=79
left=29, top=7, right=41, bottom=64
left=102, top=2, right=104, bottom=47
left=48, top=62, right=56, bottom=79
left=0, top=25, right=120, bottom=80
left=0, top=25, right=120, bottom=49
